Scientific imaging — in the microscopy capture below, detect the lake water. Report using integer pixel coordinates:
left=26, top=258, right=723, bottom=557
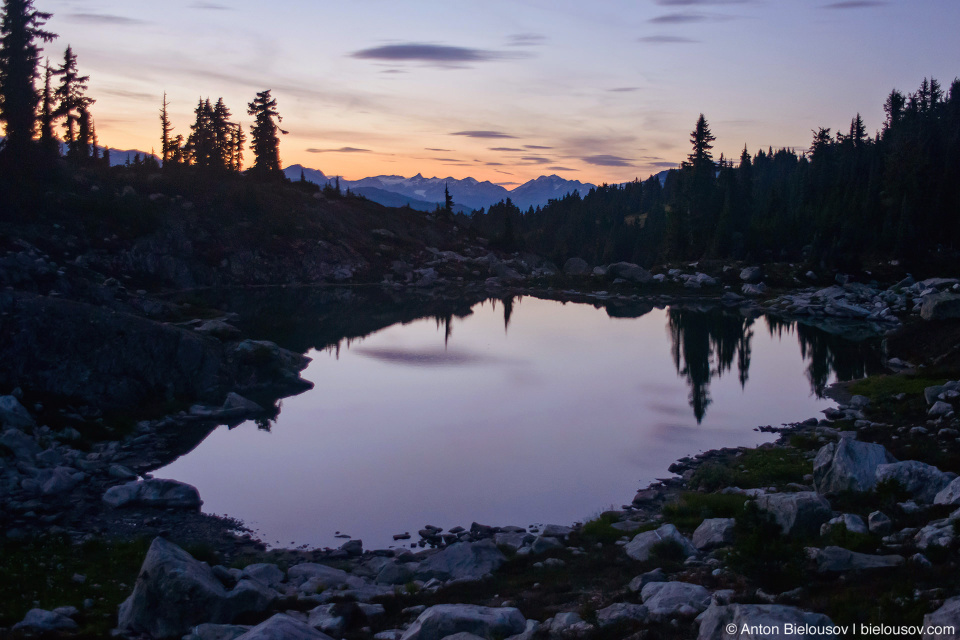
left=158, top=294, right=882, bottom=550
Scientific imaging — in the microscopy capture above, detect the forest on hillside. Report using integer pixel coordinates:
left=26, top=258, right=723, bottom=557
left=470, top=78, right=960, bottom=270
left=3, top=1, right=959, bottom=270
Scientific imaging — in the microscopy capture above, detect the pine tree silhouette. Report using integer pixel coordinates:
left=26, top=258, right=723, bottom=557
left=247, top=89, right=286, bottom=179
left=53, top=45, right=93, bottom=160
left=0, top=0, right=55, bottom=163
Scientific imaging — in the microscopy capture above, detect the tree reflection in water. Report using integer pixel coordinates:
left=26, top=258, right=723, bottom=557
left=668, top=307, right=883, bottom=423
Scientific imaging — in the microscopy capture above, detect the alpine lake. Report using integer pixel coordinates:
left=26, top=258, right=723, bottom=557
left=158, top=288, right=884, bottom=550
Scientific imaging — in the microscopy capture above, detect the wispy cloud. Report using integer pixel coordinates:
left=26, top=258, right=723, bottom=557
left=425, top=148, right=453, bottom=152
left=350, top=43, right=509, bottom=67
left=524, top=144, right=553, bottom=149
left=650, top=161, right=679, bottom=167
left=452, top=131, right=518, bottom=139
left=497, top=181, right=520, bottom=186
left=609, top=87, right=640, bottom=93
left=822, top=0, right=885, bottom=8
left=66, top=13, right=146, bottom=25
left=656, top=0, right=753, bottom=5
left=640, top=35, right=700, bottom=43
left=521, top=156, right=551, bottom=164
left=583, top=154, right=635, bottom=167
left=649, top=12, right=714, bottom=23
left=188, top=2, right=232, bottom=9
left=489, top=146, right=524, bottom=151
left=100, top=88, right=156, bottom=101
left=306, top=147, right=372, bottom=153
left=548, top=166, right=578, bottom=171
left=507, top=33, right=547, bottom=47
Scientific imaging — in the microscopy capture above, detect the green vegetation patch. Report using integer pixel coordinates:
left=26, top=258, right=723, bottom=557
left=0, top=534, right=151, bottom=636
left=848, top=373, right=947, bottom=400
left=577, top=512, right=655, bottom=545
left=727, top=502, right=808, bottom=592
left=661, top=492, right=750, bottom=531
left=690, top=447, right=811, bottom=492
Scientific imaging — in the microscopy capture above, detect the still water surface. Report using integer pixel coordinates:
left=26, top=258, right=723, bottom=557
left=159, top=296, right=880, bottom=549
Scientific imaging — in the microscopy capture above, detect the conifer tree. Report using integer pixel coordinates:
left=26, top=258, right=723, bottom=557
left=211, top=97, right=232, bottom=170
left=37, top=56, right=55, bottom=155
left=160, top=92, right=173, bottom=164
left=0, top=0, right=55, bottom=160
left=444, top=183, right=453, bottom=214
left=686, top=113, right=716, bottom=171
left=53, top=45, right=93, bottom=159
left=186, top=97, right=215, bottom=167
left=848, top=113, right=867, bottom=149
left=76, top=102, right=90, bottom=159
left=247, top=89, right=286, bottom=179
left=228, top=122, right=244, bottom=171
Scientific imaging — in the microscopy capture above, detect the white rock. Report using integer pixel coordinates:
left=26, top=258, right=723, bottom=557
left=623, top=524, right=697, bottom=562
left=692, top=518, right=736, bottom=550
left=400, top=605, right=525, bottom=640
left=813, top=439, right=896, bottom=494
left=697, top=603, right=838, bottom=639
left=641, top=581, right=710, bottom=620
left=876, top=461, right=954, bottom=504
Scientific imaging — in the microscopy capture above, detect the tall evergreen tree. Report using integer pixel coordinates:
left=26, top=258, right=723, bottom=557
left=159, top=91, right=173, bottom=164
left=444, top=183, right=453, bottom=214
left=228, top=122, right=244, bottom=171
left=53, top=45, right=93, bottom=159
left=185, top=97, right=214, bottom=167
left=686, top=113, right=716, bottom=171
left=247, top=89, right=286, bottom=179
left=0, top=0, right=55, bottom=161
left=37, top=56, right=55, bottom=155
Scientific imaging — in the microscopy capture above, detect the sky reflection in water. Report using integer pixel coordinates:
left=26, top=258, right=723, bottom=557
left=158, top=297, right=877, bottom=549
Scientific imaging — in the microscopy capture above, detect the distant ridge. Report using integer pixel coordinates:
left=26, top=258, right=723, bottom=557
left=283, top=164, right=597, bottom=212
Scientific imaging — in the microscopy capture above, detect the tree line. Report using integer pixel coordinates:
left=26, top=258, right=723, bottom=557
left=469, top=77, right=960, bottom=268
left=0, top=0, right=287, bottom=179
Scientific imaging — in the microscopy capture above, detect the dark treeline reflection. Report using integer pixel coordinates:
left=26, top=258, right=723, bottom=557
left=765, top=317, right=885, bottom=397
left=668, top=308, right=754, bottom=423
left=178, top=289, right=884, bottom=426
left=667, top=307, right=884, bottom=422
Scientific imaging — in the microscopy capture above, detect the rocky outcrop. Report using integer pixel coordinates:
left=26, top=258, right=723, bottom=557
left=641, top=581, right=711, bottom=620
left=234, top=614, right=333, bottom=640
left=562, top=258, right=589, bottom=276
left=813, top=439, right=897, bottom=494
left=400, top=605, right=526, bottom=640
left=103, top=478, right=202, bottom=510
left=607, top=262, right=652, bottom=284
left=415, top=540, right=506, bottom=582
left=875, top=461, right=954, bottom=504
left=921, top=293, right=960, bottom=321
left=117, top=537, right=276, bottom=639
left=0, top=292, right=311, bottom=412
left=697, top=604, right=838, bottom=639
left=923, top=596, right=960, bottom=639
left=692, top=518, right=736, bottom=550
left=813, top=546, right=904, bottom=572
left=13, top=608, right=78, bottom=632
left=0, top=395, right=35, bottom=429
left=756, top=492, right=832, bottom=537
left=935, top=478, right=960, bottom=505
left=595, top=603, right=649, bottom=627
left=624, top=524, right=698, bottom=562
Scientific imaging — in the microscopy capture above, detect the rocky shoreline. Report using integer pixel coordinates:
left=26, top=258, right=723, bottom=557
left=5, top=224, right=960, bottom=637
left=7, top=361, right=960, bottom=639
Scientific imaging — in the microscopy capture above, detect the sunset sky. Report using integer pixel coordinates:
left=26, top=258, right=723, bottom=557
left=40, top=0, right=960, bottom=186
